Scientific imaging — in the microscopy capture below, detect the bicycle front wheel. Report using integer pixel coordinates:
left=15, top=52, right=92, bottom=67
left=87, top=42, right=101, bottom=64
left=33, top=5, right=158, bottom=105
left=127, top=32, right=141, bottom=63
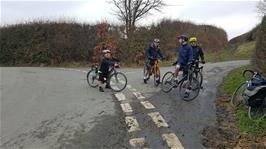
left=154, top=66, right=160, bottom=86
left=161, top=71, right=175, bottom=93
left=194, top=71, right=203, bottom=88
left=109, top=72, right=127, bottom=92
left=231, top=82, right=246, bottom=107
left=87, top=70, right=98, bottom=88
left=179, top=77, right=200, bottom=101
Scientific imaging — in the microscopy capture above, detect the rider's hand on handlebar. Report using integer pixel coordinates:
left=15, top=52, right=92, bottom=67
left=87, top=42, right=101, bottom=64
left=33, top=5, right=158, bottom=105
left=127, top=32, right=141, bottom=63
left=114, top=63, right=120, bottom=68
left=201, top=60, right=205, bottom=64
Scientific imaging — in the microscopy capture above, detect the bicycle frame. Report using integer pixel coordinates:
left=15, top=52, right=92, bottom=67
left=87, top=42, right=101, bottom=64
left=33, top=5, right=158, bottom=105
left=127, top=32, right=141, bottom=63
left=151, top=59, right=159, bottom=76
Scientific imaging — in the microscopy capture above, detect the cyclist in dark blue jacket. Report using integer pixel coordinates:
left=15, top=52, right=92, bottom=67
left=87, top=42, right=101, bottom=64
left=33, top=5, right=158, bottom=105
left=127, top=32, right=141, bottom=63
left=174, top=35, right=193, bottom=79
left=144, top=38, right=164, bottom=83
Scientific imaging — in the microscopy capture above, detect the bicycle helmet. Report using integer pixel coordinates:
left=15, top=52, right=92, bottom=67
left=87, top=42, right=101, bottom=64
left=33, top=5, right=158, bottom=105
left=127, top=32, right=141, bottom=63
left=177, top=35, right=188, bottom=42
left=189, top=36, right=197, bottom=43
left=153, top=38, right=160, bottom=43
left=102, top=49, right=111, bottom=54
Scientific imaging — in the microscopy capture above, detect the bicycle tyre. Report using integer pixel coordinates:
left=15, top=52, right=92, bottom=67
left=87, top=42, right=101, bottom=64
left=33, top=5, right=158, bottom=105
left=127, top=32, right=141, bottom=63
left=242, top=69, right=255, bottom=80
left=154, top=66, right=160, bottom=86
left=248, top=105, right=266, bottom=121
left=194, top=71, right=203, bottom=88
left=231, top=82, right=246, bottom=107
left=143, top=65, right=150, bottom=82
left=161, top=71, right=175, bottom=93
left=179, top=77, right=200, bottom=101
left=248, top=95, right=266, bottom=121
left=109, top=72, right=127, bottom=92
left=87, top=70, right=98, bottom=88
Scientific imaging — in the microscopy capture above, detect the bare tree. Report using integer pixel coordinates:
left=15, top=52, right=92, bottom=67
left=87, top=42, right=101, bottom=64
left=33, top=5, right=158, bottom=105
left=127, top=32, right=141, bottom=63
left=257, top=0, right=266, bottom=16
left=111, top=0, right=165, bottom=38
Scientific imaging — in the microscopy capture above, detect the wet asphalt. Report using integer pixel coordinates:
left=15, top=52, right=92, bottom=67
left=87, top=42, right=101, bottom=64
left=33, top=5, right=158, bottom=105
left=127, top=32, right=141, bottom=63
left=0, top=60, right=249, bottom=149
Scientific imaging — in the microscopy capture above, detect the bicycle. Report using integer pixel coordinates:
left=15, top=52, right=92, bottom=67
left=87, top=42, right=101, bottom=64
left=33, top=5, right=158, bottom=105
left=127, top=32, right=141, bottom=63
left=87, top=63, right=127, bottom=92
left=231, top=69, right=266, bottom=120
left=143, top=59, right=161, bottom=86
left=161, top=64, right=201, bottom=101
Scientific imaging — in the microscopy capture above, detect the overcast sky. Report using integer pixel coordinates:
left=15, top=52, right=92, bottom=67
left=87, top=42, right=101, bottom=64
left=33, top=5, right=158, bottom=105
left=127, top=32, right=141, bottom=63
left=1, top=0, right=263, bottom=39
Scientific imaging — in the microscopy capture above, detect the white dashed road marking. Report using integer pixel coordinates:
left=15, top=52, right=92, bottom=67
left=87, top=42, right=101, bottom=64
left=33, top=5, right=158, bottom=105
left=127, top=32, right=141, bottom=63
left=133, top=92, right=146, bottom=100
left=114, top=93, right=126, bottom=101
left=58, top=68, right=185, bottom=148
left=148, top=112, right=169, bottom=128
left=125, top=116, right=141, bottom=132
left=129, top=138, right=146, bottom=148
left=120, top=103, right=133, bottom=113
left=162, top=133, right=184, bottom=149
left=140, top=101, right=155, bottom=109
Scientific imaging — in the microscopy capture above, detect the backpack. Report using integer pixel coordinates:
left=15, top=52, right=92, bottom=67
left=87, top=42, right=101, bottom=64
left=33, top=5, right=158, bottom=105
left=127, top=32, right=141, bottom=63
left=244, top=86, right=266, bottom=108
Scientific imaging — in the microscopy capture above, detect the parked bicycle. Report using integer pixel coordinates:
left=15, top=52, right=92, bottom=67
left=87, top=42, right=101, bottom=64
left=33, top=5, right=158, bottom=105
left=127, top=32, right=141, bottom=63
left=143, top=58, right=161, bottom=86
left=231, top=69, right=266, bottom=120
left=87, top=63, right=127, bottom=92
left=161, top=63, right=201, bottom=101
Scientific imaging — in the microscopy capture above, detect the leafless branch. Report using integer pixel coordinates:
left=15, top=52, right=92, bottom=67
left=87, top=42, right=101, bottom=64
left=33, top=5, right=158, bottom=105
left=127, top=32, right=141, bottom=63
left=257, top=0, right=266, bottom=16
left=111, top=0, right=165, bottom=38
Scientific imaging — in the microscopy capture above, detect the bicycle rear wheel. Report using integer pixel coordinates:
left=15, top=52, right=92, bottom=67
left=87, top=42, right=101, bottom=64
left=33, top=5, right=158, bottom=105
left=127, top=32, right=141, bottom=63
left=109, top=72, right=127, bottom=92
left=87, top=70, right=98, bottom=88
left=231, top=82, right=246, bottom=107
left=161, top=71, right=174, bottom=93
left=179, top=77, right=200, bottom=101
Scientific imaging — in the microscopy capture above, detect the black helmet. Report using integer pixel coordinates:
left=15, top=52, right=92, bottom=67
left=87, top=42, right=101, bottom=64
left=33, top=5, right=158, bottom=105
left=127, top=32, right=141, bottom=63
left=177, top=35, right=188, bottom=42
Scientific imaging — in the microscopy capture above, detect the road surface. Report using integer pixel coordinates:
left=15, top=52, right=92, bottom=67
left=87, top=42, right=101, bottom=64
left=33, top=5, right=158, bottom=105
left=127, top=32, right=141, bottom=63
left=0, top=60, right=249, bottom=149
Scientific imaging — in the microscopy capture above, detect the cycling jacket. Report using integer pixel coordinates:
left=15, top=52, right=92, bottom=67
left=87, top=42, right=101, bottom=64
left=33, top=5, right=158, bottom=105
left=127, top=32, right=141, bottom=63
left=177, top=43, right=193, bottom=65
left=192, top=45, right=204, bottom=61
left=146, top=44, right=164, bottom=60
left=99, top=57, right=115, bottom=75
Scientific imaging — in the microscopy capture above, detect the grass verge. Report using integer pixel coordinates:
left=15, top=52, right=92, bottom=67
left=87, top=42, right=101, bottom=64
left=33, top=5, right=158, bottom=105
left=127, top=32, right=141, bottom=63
left=219, top=65, right=266, bottom=135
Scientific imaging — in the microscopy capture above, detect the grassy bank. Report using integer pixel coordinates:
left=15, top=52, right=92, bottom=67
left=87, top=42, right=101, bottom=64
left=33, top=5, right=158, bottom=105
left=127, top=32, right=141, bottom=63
left=219, top=66, right=266, bottom=135
left=205, top=41, right=255, bottom=62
